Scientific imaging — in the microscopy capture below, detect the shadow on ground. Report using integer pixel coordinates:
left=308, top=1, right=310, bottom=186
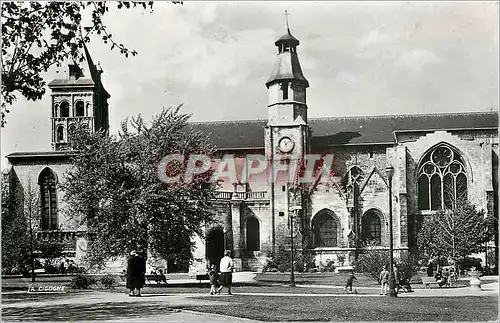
left=2, top=301, right=183, bottom=322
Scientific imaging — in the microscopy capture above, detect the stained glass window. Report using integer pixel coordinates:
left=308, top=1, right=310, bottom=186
left=39, top=168, right=58, bottom=230
left=418, top=144, right=468, bottom=210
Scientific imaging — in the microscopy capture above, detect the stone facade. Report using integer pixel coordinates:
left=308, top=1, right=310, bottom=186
left=4, top=27, right=498, bottom=274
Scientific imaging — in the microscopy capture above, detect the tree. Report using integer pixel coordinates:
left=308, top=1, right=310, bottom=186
left=1, top=170, right=30, bottom=275
left=1, top=1, right=181, bottom=126
left=417, top=201, right=494, bottom=265
left=354, top=242, right=390, bottom=281
left=1, top=174, right=62, bottom=280
left=62, top=106, right=217, bottom=269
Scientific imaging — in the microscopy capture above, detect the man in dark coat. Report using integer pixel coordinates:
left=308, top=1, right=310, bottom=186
left=127, top=250, right=146, bottom=296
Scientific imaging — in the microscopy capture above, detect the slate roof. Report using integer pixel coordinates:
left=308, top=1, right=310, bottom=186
left=275, top=28, right=300, bottom=47
left=266, top=51, right=309, bottom=88
left=6, top=151, right=75, bottom=163
left=48, top=78, right=95, bottom=87
left=188, top=112, right=498, bottom=150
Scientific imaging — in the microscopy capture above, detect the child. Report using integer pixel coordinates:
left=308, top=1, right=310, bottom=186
left=208, top=264, right=218, bottom=295
left=379, top=266, right=389, bottom=295
left=344, top=270, right=357, bottom=293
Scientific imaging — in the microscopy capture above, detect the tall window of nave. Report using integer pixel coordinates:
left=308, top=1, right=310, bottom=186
left=38, top=168, right=58, bottom=230
left=418, top=144, right=468, bottom=210
left=312, top=209, right=340, bottom=247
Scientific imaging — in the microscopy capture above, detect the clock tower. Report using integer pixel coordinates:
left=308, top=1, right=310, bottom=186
left=264, top=13, right=310, bottom=251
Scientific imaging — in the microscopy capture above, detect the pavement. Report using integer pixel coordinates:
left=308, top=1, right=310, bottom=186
left=2, top=273, right=498, bottom=322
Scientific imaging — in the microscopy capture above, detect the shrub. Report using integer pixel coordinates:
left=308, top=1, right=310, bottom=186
left=44, top=264, right=58, bottom=274
left=324, top=260, right=336, bottom=272
left=263, top=247, right=312, bottom=273
left=457, top=257, right=483, bottom=272
left=70, top=274, right=97, bottom=289
left=100, top=274, right=117, bottom=289
left=354, top=245, right=389, bottom=281
left=396, top=251, right=419, bottom=284
left=294, top=254, right=305, bottom=273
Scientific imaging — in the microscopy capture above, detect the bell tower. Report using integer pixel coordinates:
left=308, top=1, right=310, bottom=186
left=48, top=44, right=110, bottom=151
left=264, top=12, right=311, bottom=251
left=265, top=11, right=309, bottom=126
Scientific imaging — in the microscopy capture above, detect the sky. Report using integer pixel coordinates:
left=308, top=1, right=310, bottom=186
left=1, top=1, right=499, bottom=169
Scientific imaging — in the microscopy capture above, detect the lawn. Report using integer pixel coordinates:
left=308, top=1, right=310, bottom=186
left=255, top=272, right=471, bottom=289
left=255, top=272, right=378, bottom=286
left=185, top=295, right=498, bottom=322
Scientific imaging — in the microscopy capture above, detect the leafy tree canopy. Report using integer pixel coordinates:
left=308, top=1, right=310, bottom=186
left=1, top=1, right=181, bottom=126
left=62, top=106, right=216, bottom=269
left=417, top=201, right=494, bottom=261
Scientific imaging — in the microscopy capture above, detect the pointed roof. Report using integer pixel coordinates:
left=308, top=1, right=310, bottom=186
left=266, top=51, right=309, bottom=88
left=275, top=28, right=300, bottom=47
left=266, top=25, right=309, bottom=88
left=48, top=43, right=110, bottom=98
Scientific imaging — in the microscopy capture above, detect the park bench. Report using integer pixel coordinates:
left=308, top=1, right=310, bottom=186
left=195, top=273, right=210, bottom=283
left=119, top=274, right=167, bottom=285
left=421, top=276, right=450, bottom=289
left=145, top=274, right=167, bottom=285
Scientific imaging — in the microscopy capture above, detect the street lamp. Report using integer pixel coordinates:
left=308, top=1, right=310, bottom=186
left=289, top=186, right=300, bottom=287
left=385, top=165, right=397, bottom=297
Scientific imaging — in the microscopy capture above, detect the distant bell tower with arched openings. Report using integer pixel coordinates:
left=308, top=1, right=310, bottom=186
left=48, top=43, right=110, bottom=151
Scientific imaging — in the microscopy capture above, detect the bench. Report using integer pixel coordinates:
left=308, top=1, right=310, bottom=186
left=421, top=276, right=449, bottom=289
left=119, top=274, right=167, bottom=285
left=145, top=274, right=167, bottom=285
left=195, top=274, right=209, bottom=283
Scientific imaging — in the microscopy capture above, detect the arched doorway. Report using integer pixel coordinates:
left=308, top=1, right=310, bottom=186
left=246, top=217, right=260, bottom=251
left=206, top=227, right=224, bottom=269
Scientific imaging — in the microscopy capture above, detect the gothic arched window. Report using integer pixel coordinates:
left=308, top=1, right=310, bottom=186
left=246, top=217, right=260, bottom=251
left=38, top=168, right=58, bottom=230
left=75, top=101, right=85, bottom=117
left=342, top=166, right=364, bottom=191
left=418, top=144, right=468, bottom=210
left=56, top=126, right=64, bottom=142
left=342, top=166, right=364, bottom=205
left=60, top=101, right=70, bottom=118
left=312, top=209, right=340, bottom=247
left=362, top=210, right=382, bottom=245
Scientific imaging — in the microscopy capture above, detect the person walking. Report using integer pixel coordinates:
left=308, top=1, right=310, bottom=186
left=217, top=250, right=234, bottom=295
left=427, top=263, right=434, bottom=277
left=344, top=270, right=357, bottom=293
left=208, top=264, right=218, bottom=295
left=394, top=265, right=400, bottom=293
left=379, top=265, right=389, bottom=295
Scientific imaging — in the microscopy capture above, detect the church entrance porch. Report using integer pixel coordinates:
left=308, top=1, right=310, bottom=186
left=206, top=226, right=225, bottom=270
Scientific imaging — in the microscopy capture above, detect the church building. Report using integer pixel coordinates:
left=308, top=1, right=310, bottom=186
left=5, top=23, right=498, bottom=273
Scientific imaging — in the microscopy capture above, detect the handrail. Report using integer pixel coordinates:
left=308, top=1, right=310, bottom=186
left=213, top=191, right=268, bottom=200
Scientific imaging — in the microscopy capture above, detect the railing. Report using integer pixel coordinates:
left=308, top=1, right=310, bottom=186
left=52, top=117, right=92, bottom=122
left=36, top=230, right=81, bottom=242
left=214, top=191, right=268, bottom=200
left=214, top=191, right=233, bottom=199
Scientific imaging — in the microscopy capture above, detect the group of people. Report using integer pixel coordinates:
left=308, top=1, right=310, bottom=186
left=208, top=250, right=234, bottom=295
left=379, top=265, right=412, bottom=295
left=427, top=263, right=455, bottom=287
left=126, top=242, right=147, bottom=297
left=125, top=244, right=234, bottom=297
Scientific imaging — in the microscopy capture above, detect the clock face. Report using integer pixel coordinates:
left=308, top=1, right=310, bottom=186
left=278, top=136, right=294, bottom=153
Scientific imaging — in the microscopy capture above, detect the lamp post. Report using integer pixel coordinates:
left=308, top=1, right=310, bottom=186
left=385, top=165, right=397, bottom=297
left=289, top=186, right=300, bottom=287
left=290, top=207, right=296, bottom=287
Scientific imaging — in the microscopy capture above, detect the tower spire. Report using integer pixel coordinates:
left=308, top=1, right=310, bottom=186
left=284, top=10, right=290, bottom=30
